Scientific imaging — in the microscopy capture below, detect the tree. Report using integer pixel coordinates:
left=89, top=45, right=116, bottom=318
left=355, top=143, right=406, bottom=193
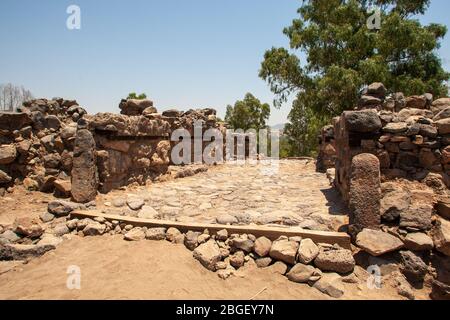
left=0, top=83, right=33, bottom=112
left=259, top=0, right=449, bottom=156
left=225, top=93, right=270, bottom=131
left=127, top=92, right=147, bottom=100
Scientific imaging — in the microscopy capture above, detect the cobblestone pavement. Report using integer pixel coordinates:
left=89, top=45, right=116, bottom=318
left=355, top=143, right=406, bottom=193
left=98, top=160, right=349, bottom=232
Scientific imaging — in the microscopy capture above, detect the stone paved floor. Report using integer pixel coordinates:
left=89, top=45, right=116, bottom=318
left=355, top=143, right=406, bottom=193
left=98, top=160, right=349, bottom=232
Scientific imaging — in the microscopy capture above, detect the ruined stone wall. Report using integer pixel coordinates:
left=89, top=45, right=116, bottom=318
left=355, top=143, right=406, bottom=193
left=334, top=84, right=450, bottom=203
left=0, top=99, right=83, bottom=197
left=317, top=125, right=337, bottom=172
left=0, top=97, right=225, bottom=200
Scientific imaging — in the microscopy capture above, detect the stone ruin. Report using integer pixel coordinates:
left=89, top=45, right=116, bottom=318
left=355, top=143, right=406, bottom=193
left=0, top=97, right=226, bottom=202
left=1, top=84, right=450, bottom=300
left=318, top=82, right=450, bottom=299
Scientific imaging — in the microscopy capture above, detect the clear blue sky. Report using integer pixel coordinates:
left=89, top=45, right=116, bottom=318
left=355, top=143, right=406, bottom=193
left=0, top=0, right=449, bottom=125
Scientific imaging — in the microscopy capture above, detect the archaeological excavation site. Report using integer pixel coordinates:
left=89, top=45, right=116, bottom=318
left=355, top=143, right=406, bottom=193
left=0, top=82, right=449, bottom=300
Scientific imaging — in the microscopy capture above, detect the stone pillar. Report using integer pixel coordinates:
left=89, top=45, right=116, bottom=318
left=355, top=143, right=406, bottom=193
left=349, top=153, right=381, bottom=233
left=71, top=127, right=98, bottom=203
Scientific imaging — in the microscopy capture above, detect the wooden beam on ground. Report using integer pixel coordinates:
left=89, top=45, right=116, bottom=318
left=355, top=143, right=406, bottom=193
left=71, top=210, right=352, bottom=249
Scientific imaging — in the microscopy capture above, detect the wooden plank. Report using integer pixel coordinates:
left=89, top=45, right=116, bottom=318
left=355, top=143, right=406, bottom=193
left=71, top=210, right=352, bottom=249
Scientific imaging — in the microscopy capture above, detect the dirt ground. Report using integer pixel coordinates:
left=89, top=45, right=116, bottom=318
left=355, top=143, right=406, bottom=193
left=0, top=235, right=422, bottom=300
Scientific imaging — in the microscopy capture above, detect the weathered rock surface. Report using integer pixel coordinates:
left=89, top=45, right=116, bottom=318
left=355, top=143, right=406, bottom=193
left=432, top=218, right=450, bottom=256
left=312, top=272, right=344, bottom=298
left=254, top=236, right=272, bottom=257
left=0, top=244, right=56, bottom=260
left=399, top=251, right=428, bottom=283
left=356, top=229, right=404, bottom=256
left=269, top=239, right=299, bottom=265
left=297, top=238, right=320, bottom=264
left=124, top=228, right=146, bottom=241
left=404, top=233, right=434, bottom=251
left=145, top=228, right=166, bottom=241
left=71, top=129, right=98, bottom=203
left=314, top=249, right=355, bottom=274
left=349, top=154, right=381, bottom=231
left=399, top=204, right=433, bottom=231
left=193, top=240, right=222, bottom=271
left=344, top=110, right=382, bottom=133
left=286, top=263, right=322, bottom=283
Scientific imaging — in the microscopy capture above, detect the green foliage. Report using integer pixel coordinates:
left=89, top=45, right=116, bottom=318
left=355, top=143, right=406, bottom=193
left=225, top=93, right=270, bottom=131
left=127, top=92, right=147, bottom=100
left=260, top=0, right=449, bottom=156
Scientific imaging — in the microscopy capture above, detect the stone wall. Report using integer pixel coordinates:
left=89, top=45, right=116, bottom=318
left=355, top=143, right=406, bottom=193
left=0, top=97, right=225, bottom=200
left=317, top=125, right=337, bottom=172
left=334, top=85, right=449, bottom=203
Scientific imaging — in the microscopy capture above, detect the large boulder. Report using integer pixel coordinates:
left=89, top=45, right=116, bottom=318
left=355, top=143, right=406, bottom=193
left=399, top=251, right=428, bottom=283
left=286, top=263, right=322, bottom=283
left=405, top=95, right=427, bottom=109
left=82, top=222, right=106, bottom=236
left=312, top=273, right=345, bottom=298
left=344, top=110, right=382, bottom=133
left=433, top=107, right=450, bottom=121
left=0, top=243, right=56, bottom=260
left=436, top=118, right=450, bottom=135
left=356, top=229, right=404, bottom=256
left=254, top=236, right=272, bottom=257
left=404, top=233, right=434, bottom=251
left=71, top=129, right=98, bottom=203
left=431, top=98, right=450, bottom=115
left=314, top=249, right=355, bottom=274
left=0, top=170, right=12, bottom=184
left=13, top=217, right=44, bottom=238
left=397, top=108, right=433, bottom=122
left=119, top=99, right=154, bottom=116
left=124, top=228, right=146, bottom=241
left=432, top=218, right=450, bottom=256
left=269, top=239, right=299, bottom=265
left=367, top=82, right=387, bottom=99
left=47, top=200, right=83, bottom=216
left=0, top=112, right=32, bottom=131
left=193, top=240, right=222, bottom=271
left=380, top=190, right=411, bottom=222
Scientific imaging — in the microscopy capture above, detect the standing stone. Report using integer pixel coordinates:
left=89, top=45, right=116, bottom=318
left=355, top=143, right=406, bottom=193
left=356, top=229, right=404, bottom=256
left=349, top=154, right=381, bottom=232
left=71, top=129, right=98, bottom=203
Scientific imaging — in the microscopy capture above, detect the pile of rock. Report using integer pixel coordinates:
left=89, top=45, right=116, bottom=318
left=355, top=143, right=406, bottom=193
left=0, top=99, right=86, bottom=197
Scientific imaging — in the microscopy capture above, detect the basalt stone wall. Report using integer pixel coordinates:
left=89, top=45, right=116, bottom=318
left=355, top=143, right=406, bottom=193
left=0, top=98, right=84, bottom=196
left=0, top=97, right=225, bottom=199
left=334, top=85, right=450, bottom=203
left=317, top=125, right=337, bottom=172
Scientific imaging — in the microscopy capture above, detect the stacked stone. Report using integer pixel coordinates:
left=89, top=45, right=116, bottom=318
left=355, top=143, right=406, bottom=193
left=0, top=99, right=87, bottom=197
left=333, top=83, right=450, bottom=300
left=335, top=86, right=449, bottom=201
left=317, top=125, right=337, bottom=172
left=84, top=101, right=173, bottom=193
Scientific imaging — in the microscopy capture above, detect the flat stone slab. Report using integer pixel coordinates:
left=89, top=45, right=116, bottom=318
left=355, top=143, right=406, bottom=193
left=356, top=229, right=404, bottom=256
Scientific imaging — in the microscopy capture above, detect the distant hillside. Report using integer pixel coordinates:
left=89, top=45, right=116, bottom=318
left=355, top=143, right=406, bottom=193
left=271, top=123, right=286, bottom=131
